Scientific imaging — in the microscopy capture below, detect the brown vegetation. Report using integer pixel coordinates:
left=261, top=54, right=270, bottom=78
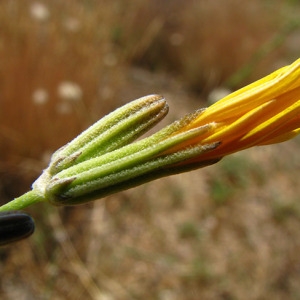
left=1, top=0, right=300, bottom=299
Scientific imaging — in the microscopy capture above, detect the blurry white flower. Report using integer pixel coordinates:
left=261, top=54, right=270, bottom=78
left=57, top=81, right=82, bottom=101
left=63, top=17, right=81, bottom=32
left=32, top=88, right=49, bottom=105
left=207, top=87, right=231, bottom=105
left=29, top=2, right=50, bottom=21
left=56, top=102, right=72, bottom=115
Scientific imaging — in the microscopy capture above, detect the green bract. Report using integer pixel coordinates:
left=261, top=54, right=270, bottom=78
left=0, top=94, right=219, bottom=211
left=35, top=96, right=219, bottom=205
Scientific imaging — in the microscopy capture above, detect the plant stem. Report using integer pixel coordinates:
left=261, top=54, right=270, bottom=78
left=0, top=190, right=45, bottom=212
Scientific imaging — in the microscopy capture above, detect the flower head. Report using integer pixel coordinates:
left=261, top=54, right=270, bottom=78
left=166, top=58, right=300, bottom=164
left=1, top=59, right=300, bottom=210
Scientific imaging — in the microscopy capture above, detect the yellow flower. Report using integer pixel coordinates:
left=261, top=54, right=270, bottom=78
left=1, top=59, right=300, bottom=210
left=168, top=58, right=300, bottom=162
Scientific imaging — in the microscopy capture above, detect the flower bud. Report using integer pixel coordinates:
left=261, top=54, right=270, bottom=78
left=49, top=94, right=168, bottom=174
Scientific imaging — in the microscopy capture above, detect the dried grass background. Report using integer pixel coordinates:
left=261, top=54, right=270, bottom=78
left=1, top=0, right=300, bottom=299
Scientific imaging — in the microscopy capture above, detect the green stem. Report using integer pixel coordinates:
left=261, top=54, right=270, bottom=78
left=0, top=190, right=45, bottom=212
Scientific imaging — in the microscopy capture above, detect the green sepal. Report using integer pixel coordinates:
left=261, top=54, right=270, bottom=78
left=49, top=95, right=168, bottom=174
left=46, top=142, right=220, bottom=205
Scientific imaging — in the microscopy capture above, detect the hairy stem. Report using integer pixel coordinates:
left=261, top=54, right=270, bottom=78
left=0, top=190, right=44, bottom=212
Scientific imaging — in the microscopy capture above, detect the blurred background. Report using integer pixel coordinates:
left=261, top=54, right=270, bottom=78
left=1, top=0, right=300, bottom=299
